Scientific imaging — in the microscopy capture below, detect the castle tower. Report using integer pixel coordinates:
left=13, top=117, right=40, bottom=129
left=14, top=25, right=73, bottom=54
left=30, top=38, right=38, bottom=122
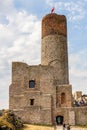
left=41, top=13, right=69, bottom=84
left=9, top=12, right=87, bottom=126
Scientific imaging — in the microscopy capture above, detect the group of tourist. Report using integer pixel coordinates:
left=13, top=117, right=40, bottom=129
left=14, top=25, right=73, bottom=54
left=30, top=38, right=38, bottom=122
left=54, top=123, right=71, bottom=130
left=73, top=99, right=87, bottom=107
left=63, top=123, right=70, bottom=130
left=73, top=95, right=87, bottom=107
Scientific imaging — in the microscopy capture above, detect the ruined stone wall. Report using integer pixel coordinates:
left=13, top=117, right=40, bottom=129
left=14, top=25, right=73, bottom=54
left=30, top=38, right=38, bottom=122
left=73, top=91, right=82, bottom=100
left=13, top=94, right=52, bottom=125
left=9, top=62, right=56, bottom=124
left=9, top=13, right=87, bottom=126
left=74, top=107, right=87, bottom=125
left=55, top=107, right=87, bottom=125
left=39, top=65, right=56, bottom=104
left=9, top=62, right=28, bottom=109
left=14, top=107, right=52, bottom=125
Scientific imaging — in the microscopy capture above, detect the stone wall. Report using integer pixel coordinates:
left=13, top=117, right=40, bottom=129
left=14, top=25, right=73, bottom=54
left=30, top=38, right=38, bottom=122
left=73, top=91, right=82, bottom=100
left=56, top=84, right=72, bottom=107
left=55, top=107, right=87, bottom=125
left=14, top=107, right=52, bottom=125
left=41, top=13, right=69, bottom=85
left=41, top=36, right=69, bottom=85
left=9, top=62, right=55, bottom=124
left=9, top=13, right=87, bottom=126
left=74, top=107, right=87, bottom=125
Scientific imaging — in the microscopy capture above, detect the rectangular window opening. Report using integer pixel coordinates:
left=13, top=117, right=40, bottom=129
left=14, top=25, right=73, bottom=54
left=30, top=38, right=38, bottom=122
left=29, top=80, right=35, bottom=88
left=30, top=99, right=34, bottom=105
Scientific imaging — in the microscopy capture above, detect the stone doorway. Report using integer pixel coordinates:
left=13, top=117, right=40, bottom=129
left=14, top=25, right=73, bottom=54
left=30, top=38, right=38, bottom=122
left=56, top=116, right=63, bottom=125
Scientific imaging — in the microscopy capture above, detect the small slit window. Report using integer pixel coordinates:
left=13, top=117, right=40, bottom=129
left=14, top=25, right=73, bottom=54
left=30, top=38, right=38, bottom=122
left=29, top=80, right=35, bottom=88
left=30, top=99, right=34, bottom=105
left=61, top=92, right=66, bottom=104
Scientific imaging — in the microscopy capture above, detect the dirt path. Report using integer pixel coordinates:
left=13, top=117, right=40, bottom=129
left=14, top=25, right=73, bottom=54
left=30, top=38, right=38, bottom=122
left=23, top=124, right=87, bottom=130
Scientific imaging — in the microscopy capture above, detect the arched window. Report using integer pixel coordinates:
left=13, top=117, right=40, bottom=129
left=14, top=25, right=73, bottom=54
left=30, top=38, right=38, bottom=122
left=61, top=92, right=66, bottom=104
left=29, top=80, right=35, bottom=88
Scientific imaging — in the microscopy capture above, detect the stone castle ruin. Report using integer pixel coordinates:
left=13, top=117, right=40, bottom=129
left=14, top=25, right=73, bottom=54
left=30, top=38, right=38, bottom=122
left=9, top=13, right=87, bottom=125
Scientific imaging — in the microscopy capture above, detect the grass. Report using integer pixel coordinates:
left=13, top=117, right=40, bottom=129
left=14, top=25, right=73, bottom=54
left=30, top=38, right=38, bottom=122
left=0, top=115, right=15, bottom=130
left=23, top=124, right=87, bottom=130
left=75, top=125, right=87, bottom=128
left=23, top=124, right=54, bottom=130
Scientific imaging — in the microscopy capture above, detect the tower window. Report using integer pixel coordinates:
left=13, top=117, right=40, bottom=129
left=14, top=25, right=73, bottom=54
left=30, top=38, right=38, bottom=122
left=30, top=99, right=34, bottom=105
left=29, top=80, right=35, bottom=88
left=61, top=93, right=66, bottom=104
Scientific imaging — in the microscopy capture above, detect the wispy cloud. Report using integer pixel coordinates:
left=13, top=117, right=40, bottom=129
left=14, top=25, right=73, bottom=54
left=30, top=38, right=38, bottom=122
left=46, top=0, right=87, bottom=22
left=69, top=50, right=87, bottom=93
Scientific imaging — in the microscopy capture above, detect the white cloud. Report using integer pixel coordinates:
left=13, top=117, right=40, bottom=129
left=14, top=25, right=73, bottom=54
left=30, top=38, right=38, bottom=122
left=46, top=0, right=53, bottom=6
left=0, top=24, right=14, bottom=47
left=46, top=0, right=86, bottom=22
left=64, top=1, right=85, bottom=21
left=0, top=0, right=15, bottom=24
left=69, top=50, right=87, bottom=93
left=0, top=0, right=14, bottom=13
left=0, top=10, right=41, bottom=63
left=7, top=11, right=38, bottom=32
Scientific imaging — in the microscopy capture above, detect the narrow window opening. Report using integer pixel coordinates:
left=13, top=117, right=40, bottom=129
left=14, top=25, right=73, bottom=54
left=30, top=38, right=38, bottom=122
left=61, top=93, right=66, bottom=104
left=30, top=99, right=34, bottom=105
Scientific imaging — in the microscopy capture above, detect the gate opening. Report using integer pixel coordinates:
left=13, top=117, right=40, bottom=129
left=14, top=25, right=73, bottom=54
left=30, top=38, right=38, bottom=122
left=56, top=116, right=63, bottom=125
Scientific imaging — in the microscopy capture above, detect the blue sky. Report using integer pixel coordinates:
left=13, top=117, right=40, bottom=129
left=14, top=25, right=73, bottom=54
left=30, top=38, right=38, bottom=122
left=0, top=0, right=87, bottom=109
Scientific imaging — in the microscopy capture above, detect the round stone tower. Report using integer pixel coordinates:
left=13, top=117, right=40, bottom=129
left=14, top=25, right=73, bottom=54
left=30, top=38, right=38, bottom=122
left=41, top=13, right=69, bottom=84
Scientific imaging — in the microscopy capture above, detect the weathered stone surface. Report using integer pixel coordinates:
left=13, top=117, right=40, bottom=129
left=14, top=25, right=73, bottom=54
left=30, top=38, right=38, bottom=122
left=42, top=13, right=67, bottom=38
left=9, top=13, right=87, bottom=125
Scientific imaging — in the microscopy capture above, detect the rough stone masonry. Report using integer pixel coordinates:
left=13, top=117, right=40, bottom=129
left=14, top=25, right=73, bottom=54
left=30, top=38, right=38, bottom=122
left=9, top=13, right=87, bottom=125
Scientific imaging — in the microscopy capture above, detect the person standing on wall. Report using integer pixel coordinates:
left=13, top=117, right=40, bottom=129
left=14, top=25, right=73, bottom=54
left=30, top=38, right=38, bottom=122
left=67, top=124, right=70, bottom=130
left=63, top=122, right=66, bottom=130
